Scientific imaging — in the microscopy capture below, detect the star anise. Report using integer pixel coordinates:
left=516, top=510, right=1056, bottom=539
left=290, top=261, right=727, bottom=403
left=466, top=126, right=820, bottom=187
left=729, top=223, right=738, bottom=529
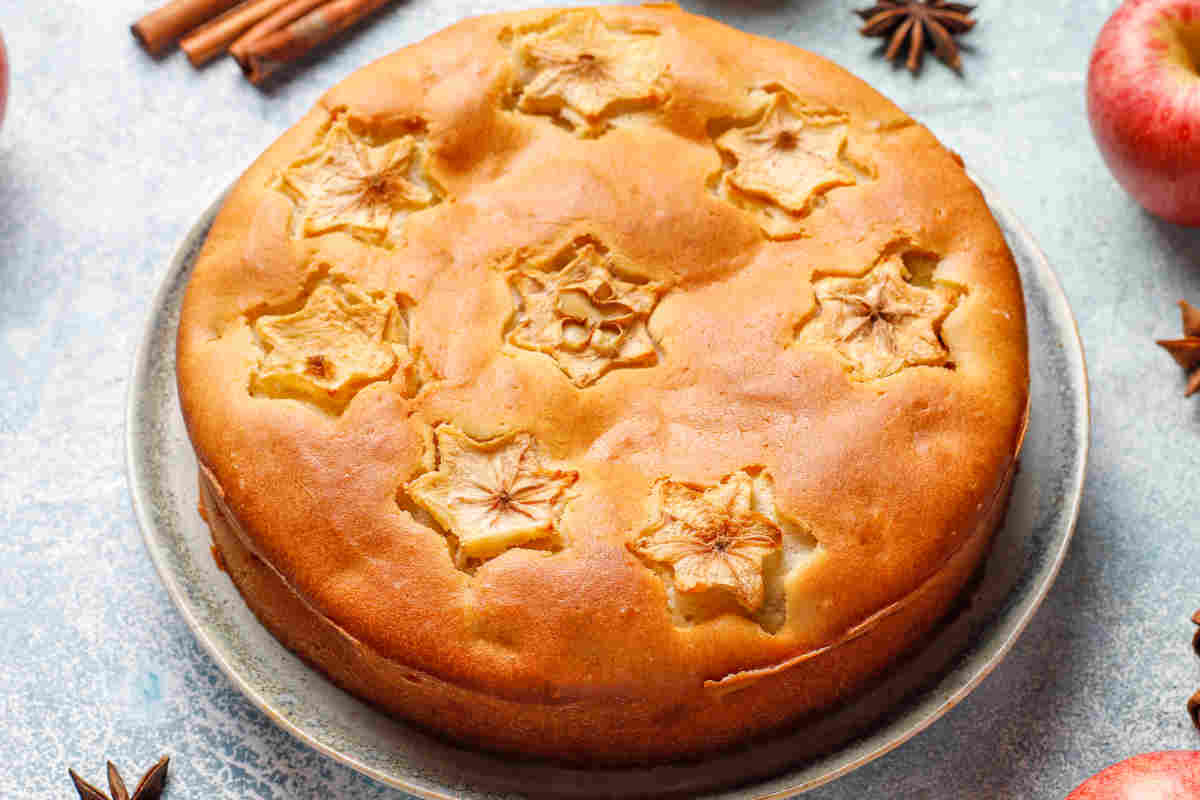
left=1192, top=609, right=1200, bottom=656
left=856, top=1, right=976, bottom=74
left=69, top=756, right=168, bottom=800
left=1156, top=300, right=1200, bottom=397
left=1189, top=610, right=1200, bottom=729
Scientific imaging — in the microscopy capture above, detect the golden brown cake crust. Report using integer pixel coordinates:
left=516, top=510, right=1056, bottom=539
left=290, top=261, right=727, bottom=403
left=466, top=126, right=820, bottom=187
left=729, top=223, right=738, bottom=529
left=177, top=4, right=1029, bottom=763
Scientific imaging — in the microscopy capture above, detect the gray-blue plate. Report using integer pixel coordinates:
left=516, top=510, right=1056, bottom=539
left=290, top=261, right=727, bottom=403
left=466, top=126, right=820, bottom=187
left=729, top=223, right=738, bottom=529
left=126, top=175, right=1088, bottom=799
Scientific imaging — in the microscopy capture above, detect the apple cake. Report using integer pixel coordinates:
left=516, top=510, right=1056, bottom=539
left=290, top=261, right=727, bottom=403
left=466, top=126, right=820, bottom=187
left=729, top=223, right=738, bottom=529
left=177, top=4, right=1029, bottom=764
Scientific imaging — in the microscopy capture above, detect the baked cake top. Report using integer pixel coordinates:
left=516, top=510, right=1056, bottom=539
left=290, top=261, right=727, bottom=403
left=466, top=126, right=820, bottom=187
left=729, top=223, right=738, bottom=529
left=177, top=5, right=1028, bottom=702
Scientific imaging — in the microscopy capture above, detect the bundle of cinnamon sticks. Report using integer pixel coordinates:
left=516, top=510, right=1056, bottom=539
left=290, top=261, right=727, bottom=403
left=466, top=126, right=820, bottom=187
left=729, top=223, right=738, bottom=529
left=132, top=0, right=394, bottom=85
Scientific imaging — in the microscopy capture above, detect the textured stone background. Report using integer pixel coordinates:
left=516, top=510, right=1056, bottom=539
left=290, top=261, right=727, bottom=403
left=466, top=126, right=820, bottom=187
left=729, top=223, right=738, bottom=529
left=0, top=1, right=1197, bottom=798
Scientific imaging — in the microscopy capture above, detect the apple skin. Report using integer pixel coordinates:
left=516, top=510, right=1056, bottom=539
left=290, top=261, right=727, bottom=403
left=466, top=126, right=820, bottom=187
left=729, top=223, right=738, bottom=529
left=1066, top=751, right=1200, bottom=799
left=1087, top=0, right=1200, bottom=225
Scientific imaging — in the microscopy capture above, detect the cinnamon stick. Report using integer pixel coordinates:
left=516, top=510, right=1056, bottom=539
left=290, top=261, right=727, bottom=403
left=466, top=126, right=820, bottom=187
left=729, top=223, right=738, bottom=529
left=229, top=0, right=328, bottom=68
left=239, top=0, right=395, bottom=85
left=179, top=0, right=298, bottom=66
left=131, top=0, right=243, bottom=56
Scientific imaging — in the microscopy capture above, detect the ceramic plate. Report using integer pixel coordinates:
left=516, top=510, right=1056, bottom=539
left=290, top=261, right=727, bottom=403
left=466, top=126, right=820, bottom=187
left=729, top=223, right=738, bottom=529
left=126, top=175, right=1088, bottom=799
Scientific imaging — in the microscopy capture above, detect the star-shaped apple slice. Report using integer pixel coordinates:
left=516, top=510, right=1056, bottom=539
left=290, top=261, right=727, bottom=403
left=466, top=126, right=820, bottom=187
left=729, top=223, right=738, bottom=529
left=799, top=253, right=959, bottom=381
left=714, top=91, right=870, bottom=237
left=507, top=240, right=663, bottom=387
left=407, top=425, right=578, bottom=565
left=251, top=282, right=406, bottom=413
left=630, top=472, right=782, bottom=613
left=511, top=11, right=667, bottom=134
left=279, top=115, right=439, bottom=245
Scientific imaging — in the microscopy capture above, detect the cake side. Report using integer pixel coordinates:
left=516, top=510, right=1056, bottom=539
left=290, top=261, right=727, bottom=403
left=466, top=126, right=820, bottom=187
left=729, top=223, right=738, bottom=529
left=199, top=436, right=1020, bottom=763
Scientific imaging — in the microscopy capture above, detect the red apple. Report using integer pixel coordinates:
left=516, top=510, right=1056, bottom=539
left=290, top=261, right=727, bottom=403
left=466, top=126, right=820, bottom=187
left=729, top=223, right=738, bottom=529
left=1066, top=751, right=1200, bottom=798
left=1087, top=0, right=1200, bottom=225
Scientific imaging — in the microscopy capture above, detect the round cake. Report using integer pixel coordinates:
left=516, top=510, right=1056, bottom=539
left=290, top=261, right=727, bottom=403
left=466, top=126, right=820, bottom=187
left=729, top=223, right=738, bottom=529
left=177, top=4, right=1029, bottom=764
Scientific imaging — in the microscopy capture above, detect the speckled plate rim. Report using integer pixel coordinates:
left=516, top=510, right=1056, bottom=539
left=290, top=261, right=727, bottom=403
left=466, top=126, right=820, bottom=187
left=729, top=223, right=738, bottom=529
left=126, top=172, right=1088, bottom=800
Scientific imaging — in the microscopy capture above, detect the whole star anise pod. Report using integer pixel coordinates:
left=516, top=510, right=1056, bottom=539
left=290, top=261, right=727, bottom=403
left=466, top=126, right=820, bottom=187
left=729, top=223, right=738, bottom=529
left=1156, top=300, right=1200, bottom=397
left=69, top=756, right=169, bottom=800
left=855, top=1, right=977, bottom=73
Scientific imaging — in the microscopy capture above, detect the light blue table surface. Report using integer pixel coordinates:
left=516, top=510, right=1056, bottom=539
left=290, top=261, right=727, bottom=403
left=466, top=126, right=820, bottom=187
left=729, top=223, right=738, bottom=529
left=1, top=1, right=1198, bottom=797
